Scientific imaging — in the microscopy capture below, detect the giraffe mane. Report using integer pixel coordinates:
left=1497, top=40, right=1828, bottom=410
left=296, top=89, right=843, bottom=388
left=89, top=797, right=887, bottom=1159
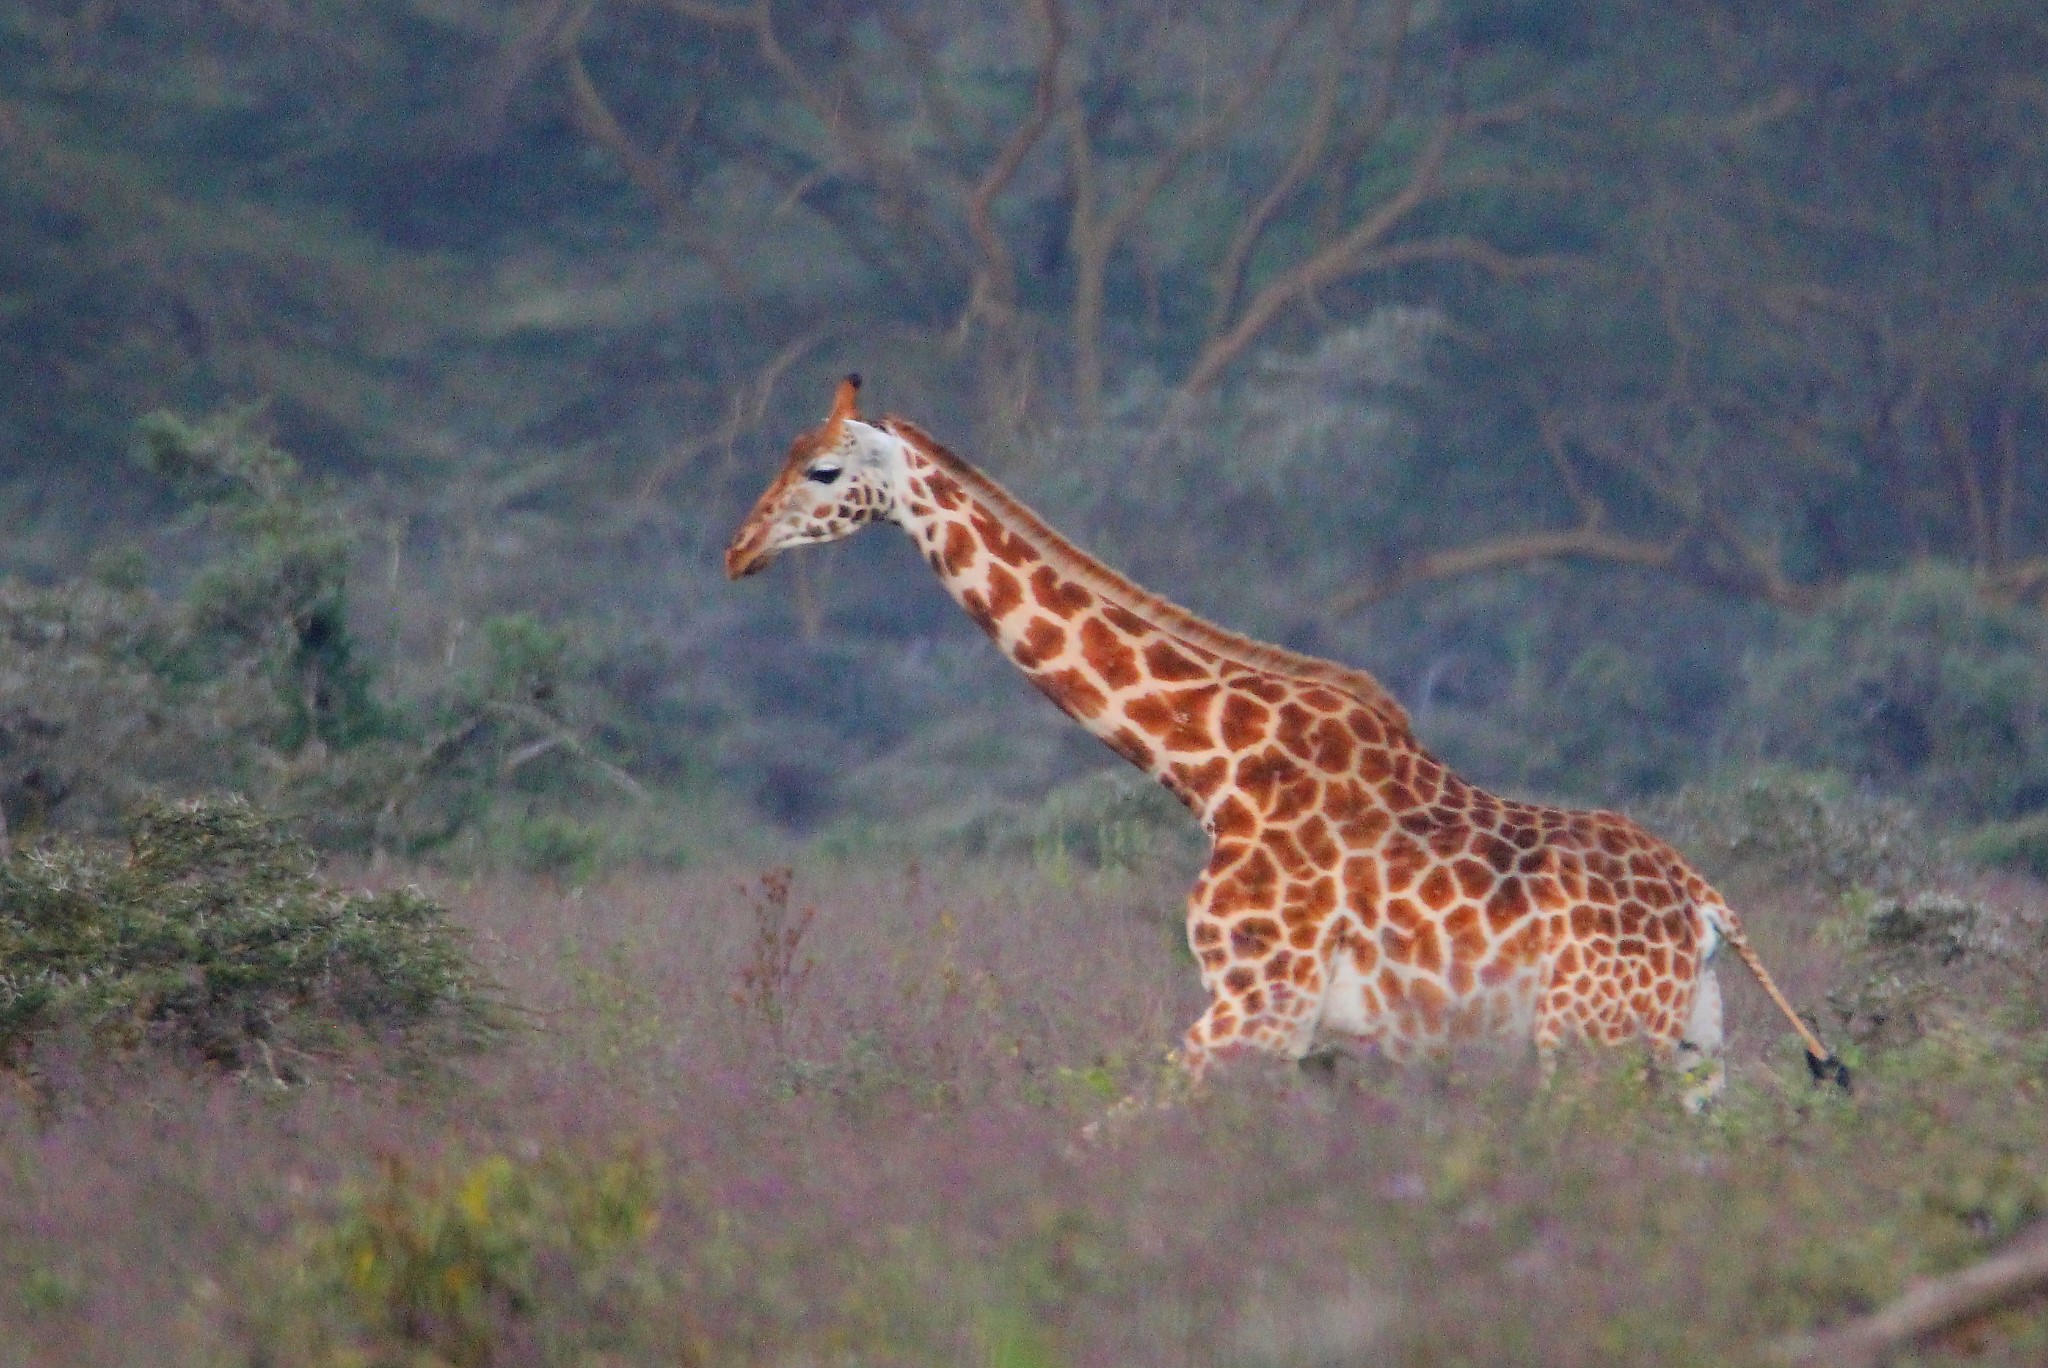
left=883, top=417, right=1415, bottom=739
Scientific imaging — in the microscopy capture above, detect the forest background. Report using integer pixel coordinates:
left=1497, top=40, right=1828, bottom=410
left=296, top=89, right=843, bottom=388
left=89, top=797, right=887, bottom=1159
left=2, top=0, right=2046, bottom=872
left=10, top=4, right=2048, bottom=1364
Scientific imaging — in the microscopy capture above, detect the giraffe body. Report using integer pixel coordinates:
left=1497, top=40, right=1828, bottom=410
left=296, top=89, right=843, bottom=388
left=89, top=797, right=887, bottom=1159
left=726, top=378, right=1845, bottom=1105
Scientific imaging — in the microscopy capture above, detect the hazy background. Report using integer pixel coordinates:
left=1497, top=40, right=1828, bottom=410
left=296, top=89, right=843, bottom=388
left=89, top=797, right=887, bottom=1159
left=2, top=0, right=2044, bottom=871
left=9, top=9, right=2048, bottom=1364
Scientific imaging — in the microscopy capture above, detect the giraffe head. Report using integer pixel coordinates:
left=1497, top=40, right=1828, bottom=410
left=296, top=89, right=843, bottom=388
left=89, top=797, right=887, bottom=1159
left=724, top=374, right=902, bottom=579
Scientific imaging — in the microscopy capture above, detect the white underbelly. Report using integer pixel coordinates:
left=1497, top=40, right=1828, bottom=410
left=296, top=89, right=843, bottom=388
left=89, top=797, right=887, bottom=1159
left=1316, top=936, right=1545, bottom=1050
left=1320, top=951, right=1381, bottom=1039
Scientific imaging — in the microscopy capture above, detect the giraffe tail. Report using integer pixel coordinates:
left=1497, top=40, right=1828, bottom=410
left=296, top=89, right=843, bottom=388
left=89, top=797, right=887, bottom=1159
left=1712, top=907, right=1851, bottom=1094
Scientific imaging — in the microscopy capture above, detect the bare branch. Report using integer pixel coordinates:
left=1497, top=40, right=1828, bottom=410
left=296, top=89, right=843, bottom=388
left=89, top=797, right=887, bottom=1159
left=1936, top=395, right=1995, bottom=568
left=1994, top=391, right=2021, bottom=571
left=558, top=5, right=741, bottom=293
left=1987, top=557, right=2048, bottom=606
left=1325, top=443, right=1825, bottom=615
left=1327, top=522, right=1685, bottom=615
left=1209, top=0, right=1373, bottom=334
left=651, top=0, right=972, bottom=291
left=742, top=0, right=971, bottom=263
left=1694, top=503, right=1821, bottom=609
left=1314, top=0, right=1414, bottom=244
left=1772, top=1222, right=2048, bottom=1368
left=876, top=6, right=978, bottom=168
left=1179, top=113, right=1458, bottom=398
left=1534, top=406, right=1602, bottom=523
left=631, top=325, right=832, bottom=513
left=961, top=0, right=1067, bottom=334
left=485, top=701, right=651, bottom=802
left=649, top=0, right=754, bottom=26
left=1066, top=0, right=1313, bottom=418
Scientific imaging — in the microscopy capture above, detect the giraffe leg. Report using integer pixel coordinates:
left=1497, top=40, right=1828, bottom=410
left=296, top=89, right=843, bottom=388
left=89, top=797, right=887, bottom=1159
left=1180, top=970, right=1325, bottom=1080
left=1531, top=980, right=1574, bottom=1089
left=1671, top=963, right=1726, bottom=1114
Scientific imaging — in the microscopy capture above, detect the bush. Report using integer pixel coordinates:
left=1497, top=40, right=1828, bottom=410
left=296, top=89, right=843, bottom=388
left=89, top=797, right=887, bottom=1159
left=0, top=796, right=497, bottom=1077
left=1640, top=768, right=1948, bottom=899
left=1735, top=562, right=2048, bottom=822
left=264, top=1148, right=660, bottom=1368
left=944, top=769, right=1204, bottom=877
left=1964, top=813, right=2048, bottom=879
left=0, top=407, right=686, bottom=867
left=1826, top=888, right=2048, bottom=1051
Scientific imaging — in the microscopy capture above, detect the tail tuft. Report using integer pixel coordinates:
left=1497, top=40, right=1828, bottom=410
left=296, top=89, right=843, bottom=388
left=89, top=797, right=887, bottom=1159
left=1805, top=1051, right=1852, bottom=1093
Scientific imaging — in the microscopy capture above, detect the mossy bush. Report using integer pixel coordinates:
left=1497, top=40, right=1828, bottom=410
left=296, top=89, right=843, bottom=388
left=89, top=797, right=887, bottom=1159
left=0, top=796, right=497, bottom=1078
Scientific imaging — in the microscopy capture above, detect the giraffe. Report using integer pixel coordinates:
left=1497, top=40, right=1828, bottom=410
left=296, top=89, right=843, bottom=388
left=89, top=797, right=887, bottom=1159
left=724, top=376, right=1849, bottom=1108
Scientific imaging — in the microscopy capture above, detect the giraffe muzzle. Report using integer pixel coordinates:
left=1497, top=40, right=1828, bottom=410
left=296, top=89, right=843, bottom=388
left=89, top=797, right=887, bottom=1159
left=724, top=535, right=777, bottom=580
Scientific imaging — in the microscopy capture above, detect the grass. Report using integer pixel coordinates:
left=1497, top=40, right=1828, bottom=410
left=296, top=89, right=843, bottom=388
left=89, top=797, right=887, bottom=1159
left=0, top=847, right=2044, bottom=1365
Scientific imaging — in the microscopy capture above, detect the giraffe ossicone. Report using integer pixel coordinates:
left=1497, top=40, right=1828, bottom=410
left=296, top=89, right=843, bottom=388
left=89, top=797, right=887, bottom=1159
left=725, top=376, right=1848, bottom=1109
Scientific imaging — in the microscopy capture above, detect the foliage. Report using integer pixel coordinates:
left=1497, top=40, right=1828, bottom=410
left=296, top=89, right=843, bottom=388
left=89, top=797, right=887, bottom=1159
left=3, top=860, right=2047, bottom=1364
left=1825, top=882, right=2048, bottom=1048
left=0, top=404, right=716, bottom=866
left=1735, top=562, right=2048, bottom=822
left=918, top=768, right=1203, bottom=880
left=1967, top=813, right=2048, bottom=880
left=1642, top=767, right=1948, bottom=901
left=268, top=1148, right=659, bottom=1368
left=0, top=573, right=223, bottom=838
left=0, top=796, right=497, bottom=1076
left=136, top=405, right=388, bottom=754
left=3, top=2, right=2048, bottom=843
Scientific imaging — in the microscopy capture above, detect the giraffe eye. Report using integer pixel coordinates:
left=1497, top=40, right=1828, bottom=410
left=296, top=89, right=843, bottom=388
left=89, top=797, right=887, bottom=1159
left=806, top=464, right=843, bottom=486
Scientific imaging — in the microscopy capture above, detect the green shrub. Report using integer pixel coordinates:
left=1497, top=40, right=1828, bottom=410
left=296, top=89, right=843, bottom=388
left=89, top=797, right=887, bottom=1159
left=0, top=796, right=497, bottom=1076
left=1964, top=812, right=2048, bottom=879
left=269, top=1149, right=659, bottom=1368
left=949, top=770, right=1203, bottom=877
left=1640, top=768, right=1947, bottom=899
left=1735, top=562, right=2048, bottom=822
left=0, top=407, right=671, bottom=867
left=1826, top=891, right=1989, bottom=1050
left=136, top=406, right=389, bottom=755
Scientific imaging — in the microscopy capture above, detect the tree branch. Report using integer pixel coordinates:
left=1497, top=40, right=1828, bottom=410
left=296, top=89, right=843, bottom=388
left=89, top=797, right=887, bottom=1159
left=961, top=0, right=1067, bottom=335
left=630, top=325, right=830, bottom=515
left=655, top=0, right=972, bottom=291
left=1066, top=0, right=1312, bottom=418
left=1327, top=522, right=1685, bottom=615
left=1207, top=0, right=1377, bottom=335
left=1772, top=1222, right=2048, bottom=1368
left=558, top=4, right=745, bottom=297
left=1986, top=557, right=2048, bottom=606
left=1178, top=112, right=1458, bottom=398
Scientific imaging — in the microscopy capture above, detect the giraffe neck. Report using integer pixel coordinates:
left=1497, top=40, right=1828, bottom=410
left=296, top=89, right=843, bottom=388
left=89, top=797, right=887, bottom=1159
left=880, top=418, right=1413, bottom=823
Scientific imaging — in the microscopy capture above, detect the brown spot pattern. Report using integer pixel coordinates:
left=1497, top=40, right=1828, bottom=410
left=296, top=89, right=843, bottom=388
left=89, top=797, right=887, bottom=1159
left=1080, top=618, right=1143, bottom=690
left=1030, top=567, right=1093, bottom=618
left=1144, top=640, right=1211, bottom=682
left=726, top=433, right=1808, bottom=1087
left=985, top=565, right=1023, bottom=619
left=1014, top=618, right=1065, bottom=669
left=942, top=522, right=977, bottom=575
